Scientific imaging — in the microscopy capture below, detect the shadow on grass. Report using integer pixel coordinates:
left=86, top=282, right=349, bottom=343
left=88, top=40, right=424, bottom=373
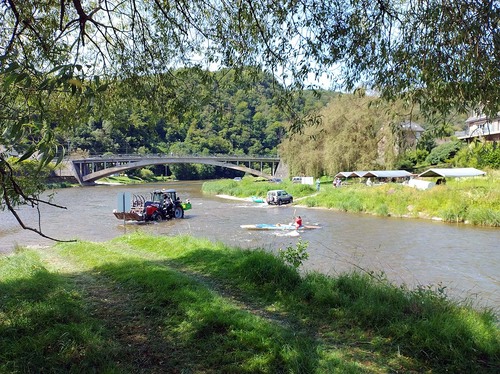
left=1, top=254, right=360, bottom=373
left=165, top=246, right=500, bottom=373
left=2, top=241, right=498, bottom=373
left=0, top=268, right=117, bottom=373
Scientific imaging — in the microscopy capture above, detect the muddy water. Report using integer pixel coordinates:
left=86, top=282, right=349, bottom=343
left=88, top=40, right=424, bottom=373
left=1, top=181, right=498, bottom=312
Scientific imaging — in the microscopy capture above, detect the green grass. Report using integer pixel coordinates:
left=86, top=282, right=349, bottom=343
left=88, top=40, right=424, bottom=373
left=308, top=174, right=499, bottom=226
left=202, top=176, right=316, bottom=200
left=0, top=250, right=118, bottom=373
left=1, top=234, right=498, bottom=373
left=203, top=173, right=500, bottom=226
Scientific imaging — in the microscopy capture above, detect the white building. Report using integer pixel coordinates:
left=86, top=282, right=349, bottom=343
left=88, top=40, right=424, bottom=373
left=456, top=113, right=500, bottom=142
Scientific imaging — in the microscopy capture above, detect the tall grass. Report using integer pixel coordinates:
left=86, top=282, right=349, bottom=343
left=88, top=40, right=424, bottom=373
left=117, top=233, right=500, bottom=373
left=303, top=175, right=500, bottom=226
left=2, top=234, right=499, bottom=372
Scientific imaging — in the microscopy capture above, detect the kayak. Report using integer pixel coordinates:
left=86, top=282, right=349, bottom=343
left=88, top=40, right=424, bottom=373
left=240, top=223, right=321, bottom=230
left=251, top=196, right=265, bottom=203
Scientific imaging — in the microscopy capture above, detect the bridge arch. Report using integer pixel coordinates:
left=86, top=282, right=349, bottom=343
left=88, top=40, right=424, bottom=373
left=70, top=155, right=280, bottom=184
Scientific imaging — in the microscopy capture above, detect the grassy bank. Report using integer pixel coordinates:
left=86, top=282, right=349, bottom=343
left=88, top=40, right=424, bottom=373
left=98, top=175, right=175, bottom=185
left=1, top=234, right=498, bottom=373
left=203, top=173, right=500, bottom=226
left=202, top=177, right=316, bottom=200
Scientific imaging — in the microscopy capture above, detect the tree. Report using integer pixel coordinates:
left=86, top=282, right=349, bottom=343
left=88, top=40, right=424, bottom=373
left=1, top=0, right=498, bottom=236
left=279, top=93, right=418, bottom=175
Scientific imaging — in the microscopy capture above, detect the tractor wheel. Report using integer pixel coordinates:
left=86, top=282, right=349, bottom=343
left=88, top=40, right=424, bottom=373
left=174, top=206, right=184, bottom=219
left=153, top=213, right=163, bottom=222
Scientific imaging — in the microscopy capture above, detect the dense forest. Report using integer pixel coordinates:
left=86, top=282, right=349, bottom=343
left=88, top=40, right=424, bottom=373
left=61, top=68, right=336, bottom=178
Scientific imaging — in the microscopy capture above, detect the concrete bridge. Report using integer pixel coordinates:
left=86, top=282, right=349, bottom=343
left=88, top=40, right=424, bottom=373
left=60, top=154, right=284, bottom=185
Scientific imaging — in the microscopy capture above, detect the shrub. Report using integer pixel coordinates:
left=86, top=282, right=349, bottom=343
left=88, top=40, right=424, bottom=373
left=425, top=140, right=464, bottom=165
left=279, top=239, right=309, bottom=269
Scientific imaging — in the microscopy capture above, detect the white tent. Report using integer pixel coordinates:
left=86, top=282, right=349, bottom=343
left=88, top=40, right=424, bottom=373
left=335, top=170, right=414, bottom=179
left=334, top=171, right=357, bottom=178
left=363, top=170, right=413, bottom=178
left=418, top=168, right=486, bottom=178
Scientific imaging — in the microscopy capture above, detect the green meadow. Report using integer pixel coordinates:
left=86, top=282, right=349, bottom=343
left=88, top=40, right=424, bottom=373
left=1, top=234, right=498, bottom=373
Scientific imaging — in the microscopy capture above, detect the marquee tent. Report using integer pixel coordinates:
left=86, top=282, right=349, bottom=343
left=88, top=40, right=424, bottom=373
left=335, top=170, right=414, bottom=179
left=418, top=168, right=486, bottom=178
left=335, top=171, right=358, bottom=178
left=362, top=170, right=413, bottom=178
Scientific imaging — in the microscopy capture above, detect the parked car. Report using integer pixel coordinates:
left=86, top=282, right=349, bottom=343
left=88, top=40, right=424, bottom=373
left=266, top=190, right=293, bottom=205
left=269, top=177, right=282, bottom=183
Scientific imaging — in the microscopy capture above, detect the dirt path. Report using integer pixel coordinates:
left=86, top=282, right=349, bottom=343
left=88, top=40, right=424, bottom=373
left=36, top=247, right=181, bottom=373
left=35, top=244, right=318, bottom=372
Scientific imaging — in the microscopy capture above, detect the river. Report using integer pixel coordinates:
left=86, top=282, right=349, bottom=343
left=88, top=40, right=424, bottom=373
left=1, top=180, right=499, bottom=313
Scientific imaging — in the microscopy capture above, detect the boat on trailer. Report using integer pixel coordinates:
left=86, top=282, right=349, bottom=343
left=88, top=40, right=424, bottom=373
left=113, top=189, right=191, bottom=222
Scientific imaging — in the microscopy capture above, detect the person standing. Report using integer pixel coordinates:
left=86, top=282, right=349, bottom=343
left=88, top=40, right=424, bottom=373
left=316, top=178, right=321, bottom=191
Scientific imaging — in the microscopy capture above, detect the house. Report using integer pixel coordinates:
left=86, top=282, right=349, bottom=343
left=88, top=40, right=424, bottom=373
left=456, top=113, right=500, bottom=142
left=399, top=120, right=425, bottom=148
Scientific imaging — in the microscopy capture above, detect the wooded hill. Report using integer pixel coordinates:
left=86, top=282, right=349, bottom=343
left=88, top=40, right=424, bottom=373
left=63, top=68, right=336, bottom=179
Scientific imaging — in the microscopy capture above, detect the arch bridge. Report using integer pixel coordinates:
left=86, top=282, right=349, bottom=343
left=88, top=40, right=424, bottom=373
left=69, top=154, right=281, bottom=185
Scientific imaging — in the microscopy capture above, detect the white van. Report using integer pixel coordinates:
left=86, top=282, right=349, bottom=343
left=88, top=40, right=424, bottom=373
left=292, top=176, right=314, bottom=185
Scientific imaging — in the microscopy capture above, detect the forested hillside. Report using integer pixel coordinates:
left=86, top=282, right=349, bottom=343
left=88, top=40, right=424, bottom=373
left=63, top=69, right=478, bottom=179
left=63, top=68, right=335, bottom=178
left=65, top=69, right=334, bottom=155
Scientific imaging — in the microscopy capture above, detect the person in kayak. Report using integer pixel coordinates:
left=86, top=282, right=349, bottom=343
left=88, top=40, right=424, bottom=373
left=294, top=216, right=303, bottom=230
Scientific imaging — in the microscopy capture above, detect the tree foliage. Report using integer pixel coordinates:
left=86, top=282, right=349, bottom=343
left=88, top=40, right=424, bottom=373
left=1, top=0, right=498, bottom=235
left=452, top=140, right=500, bottom=169
left=279, top=93, right=425, bottom=176
left=425, top=140, right=464, bottom=165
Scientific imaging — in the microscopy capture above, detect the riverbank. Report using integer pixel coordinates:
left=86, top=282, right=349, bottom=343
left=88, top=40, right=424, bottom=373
left=203, top=173, right=500, bottom=226
left=1, top=233, right=498, bottom=372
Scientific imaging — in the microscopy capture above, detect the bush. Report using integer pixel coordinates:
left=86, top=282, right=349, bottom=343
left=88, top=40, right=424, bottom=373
left=139, top=167, right=155, bottom=180
left=426, top=140, right=464, bottom=165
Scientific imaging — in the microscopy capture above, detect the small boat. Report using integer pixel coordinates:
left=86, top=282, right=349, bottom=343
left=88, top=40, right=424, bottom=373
left=251, top=196, right=265, bottom=203
left=240, top=223, right=321, bottom=230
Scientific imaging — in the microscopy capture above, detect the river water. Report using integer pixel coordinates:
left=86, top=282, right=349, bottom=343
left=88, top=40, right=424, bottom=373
left=1, top=181, right=499, bottom=313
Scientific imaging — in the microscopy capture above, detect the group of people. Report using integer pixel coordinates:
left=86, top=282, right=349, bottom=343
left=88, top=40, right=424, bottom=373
left=333, top=177, right=342, bottom=187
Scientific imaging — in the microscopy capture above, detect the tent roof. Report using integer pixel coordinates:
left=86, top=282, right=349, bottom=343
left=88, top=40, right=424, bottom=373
left=418, top=168, right=486, bottom=178
left=335, top=170, right=413, bottom=178
left=363, top=170, right=413, bottom=178
left=352, top=171, right=370, bottom=177
left=335, top=171, right=357, bottom=178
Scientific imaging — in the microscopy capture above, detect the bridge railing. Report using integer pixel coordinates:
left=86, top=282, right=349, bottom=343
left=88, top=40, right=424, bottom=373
left=68, top=153, right=280, bottom=161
